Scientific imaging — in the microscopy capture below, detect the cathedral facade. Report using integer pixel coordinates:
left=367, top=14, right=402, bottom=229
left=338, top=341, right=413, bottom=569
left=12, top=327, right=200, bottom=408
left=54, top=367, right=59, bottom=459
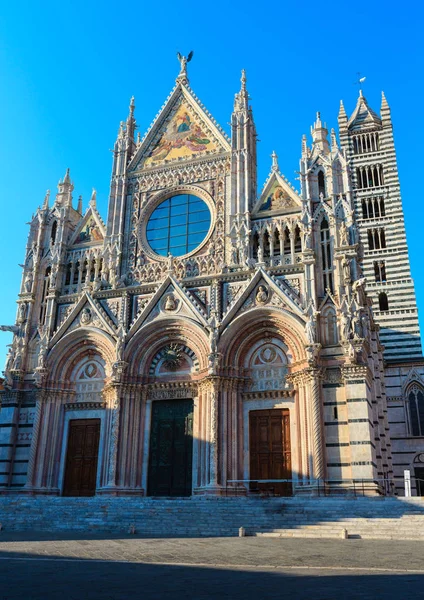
left=0, top=58, right=423, bottom=497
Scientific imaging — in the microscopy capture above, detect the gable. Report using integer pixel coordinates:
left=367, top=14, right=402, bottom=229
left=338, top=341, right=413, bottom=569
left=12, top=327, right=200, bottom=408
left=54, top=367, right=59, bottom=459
left=69, top=209, right=105, bottom=247
left=129, top=85, right=231, bottom=173
left=127, top=275, right=209, bottom=341
left=49, top=293, right=117, bottom=347
left=220, top=268, right=305, bottom=332
left=144, top=101, right=218, bottom=167
left=253, top=172, right=301, bottom=217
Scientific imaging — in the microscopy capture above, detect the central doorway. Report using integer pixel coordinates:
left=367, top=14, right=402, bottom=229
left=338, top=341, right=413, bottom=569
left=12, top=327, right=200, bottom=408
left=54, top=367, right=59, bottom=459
left=63, top=418, right=100, bottom=497
left=249, top=408, right=292, bottom=496
left=148, top=399, right=194, bottom=497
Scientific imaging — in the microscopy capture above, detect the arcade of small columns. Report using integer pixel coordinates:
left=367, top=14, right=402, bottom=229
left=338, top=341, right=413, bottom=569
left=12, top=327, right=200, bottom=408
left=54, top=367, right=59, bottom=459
left=22, top=311, right=377, bottom=495
left=251, top=220, right=303, bottom=264
left=62, top=250, right=105, bottom=294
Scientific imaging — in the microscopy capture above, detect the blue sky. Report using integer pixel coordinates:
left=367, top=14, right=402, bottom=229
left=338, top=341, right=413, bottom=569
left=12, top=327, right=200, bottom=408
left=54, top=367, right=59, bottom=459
left=0, top=0, right=423, bottom=367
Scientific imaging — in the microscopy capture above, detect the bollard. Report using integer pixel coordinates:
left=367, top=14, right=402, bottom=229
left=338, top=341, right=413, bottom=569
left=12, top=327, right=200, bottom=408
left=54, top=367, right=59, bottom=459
left=340, top=528, right=348, bottom=540
left=239, top=527, right=246, bottom=537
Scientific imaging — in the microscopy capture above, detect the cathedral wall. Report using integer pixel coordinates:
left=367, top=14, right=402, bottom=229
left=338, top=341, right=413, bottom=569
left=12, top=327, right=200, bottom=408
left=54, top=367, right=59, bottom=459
left=385, top=361, right=424, bottom=495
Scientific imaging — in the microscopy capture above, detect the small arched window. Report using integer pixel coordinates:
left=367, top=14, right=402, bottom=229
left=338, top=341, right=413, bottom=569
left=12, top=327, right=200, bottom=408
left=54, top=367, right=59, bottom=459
left=294, top=226, right=302, bottom=253
left=73, top=261, right=80, bottom=285
left=318, top=171, right=326, bottom=197
left=408, top=385, right=424, bottom=436
left=65, top=262, right=72, bottom=286
left=283, top=227, right=291, bottom=256
left=51, top=221, right=57, bottom=245
left=378, top=292, right=389, bottom=311
left=252, top=232, right=260, bottom=259
left=263, top=230, right=270, bottom=257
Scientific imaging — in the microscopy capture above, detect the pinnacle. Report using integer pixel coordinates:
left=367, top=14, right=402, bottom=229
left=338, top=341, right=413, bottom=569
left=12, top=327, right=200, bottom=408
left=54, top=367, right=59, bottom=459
left=42, top=190, right=50, bottom=210
left=381, top=91, right=390, bottom=111
left=63, top=168, right=71, bottom=184
left=89, top=188, right=97, bottom=208
left=271, top=150, right=279, bottom=172
left=338, top=100, right=347, bottom=121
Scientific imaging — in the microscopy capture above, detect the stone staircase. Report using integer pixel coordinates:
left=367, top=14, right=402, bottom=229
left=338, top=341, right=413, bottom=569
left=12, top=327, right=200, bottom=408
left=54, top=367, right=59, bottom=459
left=0, top=496, right=424, bottom=539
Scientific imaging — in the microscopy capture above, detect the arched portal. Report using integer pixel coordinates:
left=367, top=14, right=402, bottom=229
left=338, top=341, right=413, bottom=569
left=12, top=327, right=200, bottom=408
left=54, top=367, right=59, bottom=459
left=146, top=342, right=197, bottom=497
left=244, top=338, right=293, bottom=496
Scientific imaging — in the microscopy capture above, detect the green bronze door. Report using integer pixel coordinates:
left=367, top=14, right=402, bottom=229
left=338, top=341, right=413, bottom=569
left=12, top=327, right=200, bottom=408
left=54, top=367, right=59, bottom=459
left=148, top=399, right=194, bottom=497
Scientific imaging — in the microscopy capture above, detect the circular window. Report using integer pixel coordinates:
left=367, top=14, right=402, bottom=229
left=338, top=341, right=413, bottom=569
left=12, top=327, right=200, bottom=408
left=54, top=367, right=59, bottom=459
left=146, top=194, right=211, bottom=257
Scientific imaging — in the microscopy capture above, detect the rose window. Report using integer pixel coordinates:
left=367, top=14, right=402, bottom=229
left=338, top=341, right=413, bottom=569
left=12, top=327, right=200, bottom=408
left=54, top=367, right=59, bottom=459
left=146, top=194, right=211, bottom=257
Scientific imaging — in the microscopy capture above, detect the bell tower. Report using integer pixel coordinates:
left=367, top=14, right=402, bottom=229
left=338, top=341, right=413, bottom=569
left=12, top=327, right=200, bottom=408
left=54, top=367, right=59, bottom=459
left=339, top=91, right=422, bottom=360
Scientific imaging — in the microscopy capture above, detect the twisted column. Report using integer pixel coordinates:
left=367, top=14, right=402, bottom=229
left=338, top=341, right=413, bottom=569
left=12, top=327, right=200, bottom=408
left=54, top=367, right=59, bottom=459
left=309, top=369, right=325, bottom=480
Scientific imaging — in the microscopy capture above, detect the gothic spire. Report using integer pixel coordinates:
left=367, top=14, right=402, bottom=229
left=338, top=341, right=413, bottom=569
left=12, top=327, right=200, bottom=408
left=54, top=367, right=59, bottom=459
left=234, top=69, right=249, bottom=112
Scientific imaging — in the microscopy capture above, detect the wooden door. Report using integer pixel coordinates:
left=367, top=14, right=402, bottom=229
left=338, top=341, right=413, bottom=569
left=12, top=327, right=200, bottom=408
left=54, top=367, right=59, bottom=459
left=249, top=409, right=292, bottom=496
left=148, top=399, right=193, bottom=497
left=415, top=467, right=424, bottom=496
left=63, top=419, right=100, bottom=497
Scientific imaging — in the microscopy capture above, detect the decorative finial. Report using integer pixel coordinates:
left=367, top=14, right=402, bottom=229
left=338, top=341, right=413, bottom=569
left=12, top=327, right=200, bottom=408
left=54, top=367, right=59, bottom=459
left=314, top=112, right=322, bottom=129
left=176, top=51, right=194, bottom=84
left=331, top=128, right=337, bottom=149
left=241, top=69, right=247, bottom=92
left=89, top=188, right=97, bottom=208
left=137, top=131, right=141, bottom=144
left=77, top=195, right=83, bottom=214
left=129, top=96, right=135, bottom=112
left=271, top=150, right=279, bottom=172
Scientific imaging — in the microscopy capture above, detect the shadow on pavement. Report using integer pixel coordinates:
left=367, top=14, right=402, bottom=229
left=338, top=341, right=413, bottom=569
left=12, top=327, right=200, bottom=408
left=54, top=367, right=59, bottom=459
left=0, top=548, right=422, bottom=600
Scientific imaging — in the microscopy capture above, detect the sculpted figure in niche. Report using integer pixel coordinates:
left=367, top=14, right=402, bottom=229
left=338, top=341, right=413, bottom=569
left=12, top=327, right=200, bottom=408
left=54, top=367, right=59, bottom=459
left=24, top=271, right=33, bottom=293
left=13, top=352, right=22, bottom=371
left=256, top=285, right=269, bottom=304
left=342, top=257, right=351, bottom=282
left=339, top=222, right=349, bottom=246
left=18, top=303, right=27, bottom=323
left=340, top=308, right=352, bottom=340
left=305, top=311, right=319, bottom=344
left=257, top=245, right=264, bottom=263
left=303, top=230, right=312, bottom=250
left=80, top=307, right=92, bottom=325
left=164, top=294, right=177, bottom=312
left=4, top=348, right=13, bottom=373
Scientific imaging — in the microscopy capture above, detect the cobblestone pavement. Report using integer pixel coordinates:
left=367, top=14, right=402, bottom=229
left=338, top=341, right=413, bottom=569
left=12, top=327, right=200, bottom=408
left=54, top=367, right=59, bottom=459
left=0, top=534, right=424, bottom=599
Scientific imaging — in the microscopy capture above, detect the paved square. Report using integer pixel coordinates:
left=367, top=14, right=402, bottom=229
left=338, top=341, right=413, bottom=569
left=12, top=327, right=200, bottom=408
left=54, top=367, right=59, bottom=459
left=0, top=534, right=424, bottom=599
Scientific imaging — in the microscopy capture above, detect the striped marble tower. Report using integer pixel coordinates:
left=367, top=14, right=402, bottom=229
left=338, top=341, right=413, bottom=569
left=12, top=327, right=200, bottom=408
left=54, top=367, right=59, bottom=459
left=338, top=91, right=422, bottom=361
